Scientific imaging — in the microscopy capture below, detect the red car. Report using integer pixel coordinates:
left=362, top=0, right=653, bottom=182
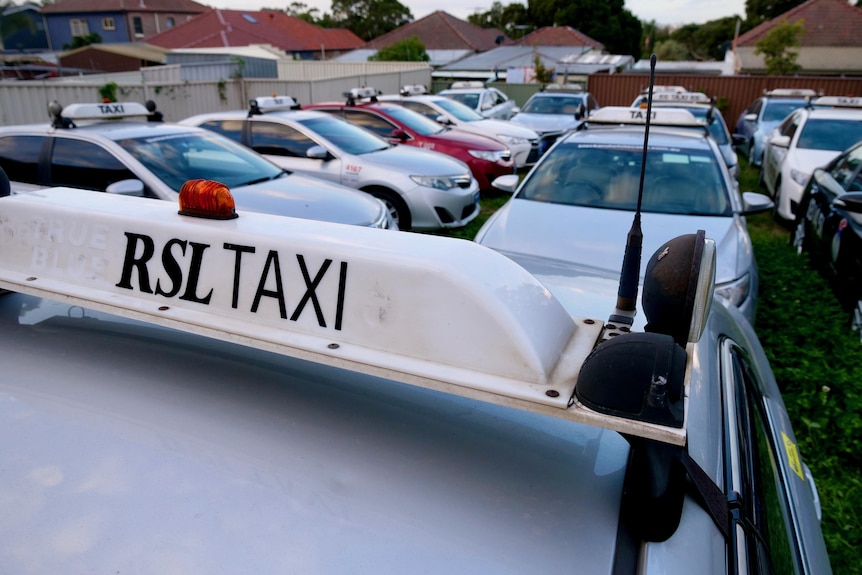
left=304, top=97, right=514, bottom=191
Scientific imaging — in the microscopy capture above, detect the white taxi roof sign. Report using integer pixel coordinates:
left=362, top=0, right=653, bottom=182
left=641, top=85, right=687, bottom=94
left=0, top=188, right=688, bottom=446
left=652, top=91, right=711, bottom=104
left=62, top=102, right=150, bottom=120
left=588, top=106, right=701, bottom=127
left=812, top=96, right=862, bottom=108
left=450, top=81, right=485, bottom=89
left=400, top=84, right=428, bottom=95
left=765, top=88, right=818, bottom=97
left=346, top=86, right=379, bottom=99
left=253, top=95, right=299, bottom=111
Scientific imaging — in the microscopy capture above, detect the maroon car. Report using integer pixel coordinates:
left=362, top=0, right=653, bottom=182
left=304, top=99, right=514, bottom=191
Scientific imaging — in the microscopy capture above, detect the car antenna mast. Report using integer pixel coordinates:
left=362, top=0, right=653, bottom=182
left=609, top=54, right=657, bottom=327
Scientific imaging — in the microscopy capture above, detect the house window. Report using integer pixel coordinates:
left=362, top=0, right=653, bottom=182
left=70, top=18, right=89, bottom=37
left=132, top=16, right=143, bottom=36
left=166, top=17, right=175, bottom=28
left=102, top=17, right=115, bottom=31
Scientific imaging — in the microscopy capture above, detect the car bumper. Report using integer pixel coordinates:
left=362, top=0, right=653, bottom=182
left=404, top=180, right=482, bottom=231
left=467, top=158, right=515, bottom=191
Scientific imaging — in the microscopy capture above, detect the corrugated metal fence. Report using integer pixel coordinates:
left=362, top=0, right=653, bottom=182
left=0, top=68, right=433, bottom=125
left=587, top=74, right=862, bottom=126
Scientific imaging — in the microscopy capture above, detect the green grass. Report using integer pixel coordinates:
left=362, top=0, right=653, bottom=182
left=434, top=163, right=861, bottom=574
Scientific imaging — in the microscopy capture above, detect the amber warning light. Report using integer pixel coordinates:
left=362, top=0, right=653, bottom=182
left=178, top=179, right=238, bottom=220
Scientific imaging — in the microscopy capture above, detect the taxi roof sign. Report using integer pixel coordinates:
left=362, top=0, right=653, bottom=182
left=765, top=88, right=818, bottom=97
left=587, top=106, right=702, bottom=127
left=251, top=95, right=300, bottom=112
left=812, top=95, right=862, bottom=108
left=61, top=102, right=151, bottom=120
left=0, top=187, right=688, bottom=446
left=651, top=91, right=712, bottom=105
left=400, top=84, right=428, bottom=95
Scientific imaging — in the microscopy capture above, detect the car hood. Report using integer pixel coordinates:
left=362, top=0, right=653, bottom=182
left=464, top=119, right=539, bottom=139
left=366, top=144, right=470, bottom=175
left=234, top=173, right=384, bottom=226
left=433, top=127, right=506, bottom=150
left=511, top=113, right=581, bottom=134
left=788, top=149, right=842, bottom=175
left=477, top=199, right=745, bottom=285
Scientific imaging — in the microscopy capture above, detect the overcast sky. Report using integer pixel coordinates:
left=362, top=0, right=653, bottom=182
left=202, top=0, right=749, bottom=26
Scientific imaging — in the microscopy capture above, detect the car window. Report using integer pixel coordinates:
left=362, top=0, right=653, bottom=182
left=377, top=105, right=445, bottom=136
left=684, top=107, right=730, bottom=145
left=0, top=134, right=42, bottom=184
left=749, top=99, right=763, bottom=117
left=432, top=98, right=484, bottom=121
left=400, top=101, right=436, bottom=120
left=49, top=138, right=138, bottom=192
left=250, top=121, right=316, bottom=157
left=446, top=92, right=479, bottom=110
left=199, top=119, right=244, bottom=142
left=116, top=132, right=283, bottom=192
left=762, top=100, right=804, bottom=123
left=342, top=110, right=397, bottom=139
left=830, top=145, right=862, bottom=191
left=517, top=141, right=730, bottom=216
left=726, top=344, right=802, bottom=575
left=297, top=116, right=388, bottom=155
left=778, top=112, right=801, bottom=139
left=796, top=118, right=862, bottom=152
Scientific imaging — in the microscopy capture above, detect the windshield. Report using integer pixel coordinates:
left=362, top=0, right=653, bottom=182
left=445, top=92, right=479, bottom=110
left=677, top=107, right=730, bottom=145
left=379, top=105, right=446, bottom=136
left=518, top=142, right=731, bottom=216
left=762, top=100, right=807, bottom=123
left=797, top=118, right=862, bottom=151
left=117, top=131, right=283, bottom=191
left=522, top=95, right=585, bottom=115
left=298, top=115, right=389, bottom=155
left=433, top=98, right=485, bottom=121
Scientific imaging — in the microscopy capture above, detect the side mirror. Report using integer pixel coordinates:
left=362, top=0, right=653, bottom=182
left=106, top=179, right=145, bottom=197
left=490, top=174, right=519, bottom=194
left=435, top=114, right=453, bottom=125
left=511, top=106, right=521, bottom=116
left=390, top=128, right=409, bottom=141
left=740, top=191, right=774, bottom=215
left=306, top=145, right=330, bottom=160
left=743, top=113, right=757, bottom=122
left=770, top=134, right=791, bottom=148
left=731, top=134, right=746, bottom=148
left=833, top=191, right=862, bottom=214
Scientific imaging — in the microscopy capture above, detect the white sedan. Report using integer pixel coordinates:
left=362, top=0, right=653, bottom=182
left=438, top=81, right=517, bottom=120
left=762, top=96, right=862, bottom=221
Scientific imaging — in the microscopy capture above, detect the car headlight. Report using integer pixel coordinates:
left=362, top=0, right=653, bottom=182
left=410, top=174, right=461, bottom=190
left=469, top=149, right=510, bottom=162
left=790, top=169, right=810, bottom=187
left=496, top=134, right=528, bottom=145
left=715, top=273, right=750, bottom=307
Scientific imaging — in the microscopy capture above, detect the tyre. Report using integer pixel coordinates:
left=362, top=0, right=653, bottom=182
left=748, top=142, right=758, bottom=166
left=772, top=181, right=789, bottom=225
left=791, top=217, right=806, bottom=254
left=368, top=188, right=411, bottom=231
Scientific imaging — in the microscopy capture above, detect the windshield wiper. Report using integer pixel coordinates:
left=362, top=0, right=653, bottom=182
left=240, top=170, right=289, bottom=186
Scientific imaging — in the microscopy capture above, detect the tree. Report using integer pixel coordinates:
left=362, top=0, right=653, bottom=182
left=329, top=0, right=412, bottom=41
left=654, top=39, right=690, bottom=61
left=62, top=32, right=102, bottom=50
left=527, top=0, right=642, bottom=57
left=468, top=1, right=529, bottom=37
left=368, top=35, right=429, bottom=61
left=669, top=17, right=743, bottom=61
left=754, top=18, right=804, bottom=75
left=284, top=2, right=322, bottom=23
left=745, top=0, right=805, bottom=26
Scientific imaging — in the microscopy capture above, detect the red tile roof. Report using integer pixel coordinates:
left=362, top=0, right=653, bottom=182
left=146, top=9, right=364, bottom=52
left=513, top=25, right=603, bottom=50
left=41, top=0, right=209, bottom=14
left=364, top=10, right=507, bottom=52
left=737, top=0, right=862, bottom=47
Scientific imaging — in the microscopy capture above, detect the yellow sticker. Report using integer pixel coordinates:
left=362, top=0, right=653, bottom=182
left=782, top=431, right=805, bottom=481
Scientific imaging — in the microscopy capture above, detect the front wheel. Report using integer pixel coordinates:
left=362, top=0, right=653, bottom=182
left=791, top=218, right=806, bottom=254
left=368, top=188, right=411, bottom=231
left=748, top=142, right=758, bottom=166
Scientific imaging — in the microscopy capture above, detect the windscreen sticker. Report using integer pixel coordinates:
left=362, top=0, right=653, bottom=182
left=781, top=431, right=805, bottom=481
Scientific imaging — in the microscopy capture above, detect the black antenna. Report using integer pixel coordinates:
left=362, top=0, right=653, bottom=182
left=609, top=54, right=657, bottom=327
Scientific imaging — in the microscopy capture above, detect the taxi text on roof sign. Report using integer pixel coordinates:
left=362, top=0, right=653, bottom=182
left=0, top=188, right=688, bottom=446
left=588, top=106, right=701, bottom=127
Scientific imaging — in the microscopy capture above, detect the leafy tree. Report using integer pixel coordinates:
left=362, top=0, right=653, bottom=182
left=745, top=0, right=805, bottom=26
left=527, top=0, right=642, bottom=56
left=468, top=1, right=529, bottom=37
left=654, top=39, right=690, bottom=61
left=754, top=18, right=804, bottom=75
left=284, top=2, right=322, bottom=23
left=62, top=32, right=102, bottom=50
left=329, top=0, right=412, bottom=41
left=0, top=1, right=36, bottom=49
left=368, top=35, right=429, bottom=61
left=669, top=17, right=743, bottom=61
